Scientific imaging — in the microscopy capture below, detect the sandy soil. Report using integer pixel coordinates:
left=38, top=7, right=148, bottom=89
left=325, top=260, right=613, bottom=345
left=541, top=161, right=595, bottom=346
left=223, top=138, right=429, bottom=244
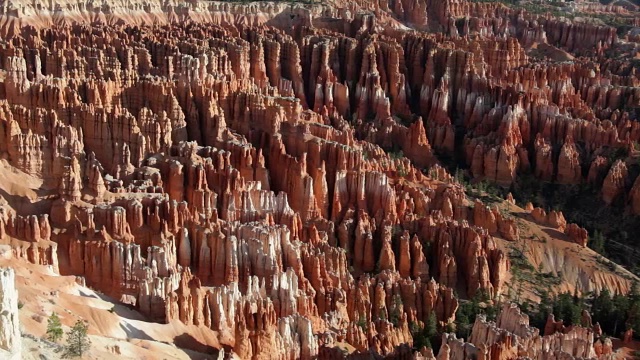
left=528, top=42, right=576, bottom=62
left=0, top=159, right=56, bottom=215
left=492, top=200, right=637, bottom=301
left=0, top=251, right=224, bottom=360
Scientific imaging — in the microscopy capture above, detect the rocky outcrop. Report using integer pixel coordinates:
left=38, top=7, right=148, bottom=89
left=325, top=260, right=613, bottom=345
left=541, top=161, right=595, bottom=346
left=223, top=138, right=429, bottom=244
left=557, top=137, right=582, bottom=185
left=473, top=200, right=519, bottom=242
left=565, top=223, right=589, bottom=247
left=0, top=0, right=636, bottom=358
left=439, top=303, right=609, bottom=360
left=0, top=205, right=59, bottom=272
left=602, top=160, right=627, bottom=205
left=529, top=207, right=567, bottom=231
left=0, top=268, right=20, bottom=360
left=527, top=206, right=589, bottom=246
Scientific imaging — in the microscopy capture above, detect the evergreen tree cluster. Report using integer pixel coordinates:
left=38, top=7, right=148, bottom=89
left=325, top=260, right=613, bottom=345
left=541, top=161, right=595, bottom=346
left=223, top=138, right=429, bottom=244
left=410, top=312, right=438, bottom=351
left=448, top=284, right=640, bottom=343
left=454, top=290, right=499, bottom=340
left=521, top=284, right=640, bottom=340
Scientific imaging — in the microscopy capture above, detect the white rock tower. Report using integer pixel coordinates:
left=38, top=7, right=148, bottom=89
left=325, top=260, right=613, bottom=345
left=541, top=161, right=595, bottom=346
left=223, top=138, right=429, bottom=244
left=0, top=267, right=20, bottom=359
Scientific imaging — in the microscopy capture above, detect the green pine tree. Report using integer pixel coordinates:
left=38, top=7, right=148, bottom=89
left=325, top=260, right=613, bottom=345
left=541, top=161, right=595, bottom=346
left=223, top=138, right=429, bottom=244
left=389, top=295, right=402, bottom=327
left=62, top=320, right=91, bottom=359
left=456, top=312, right=470, bottom=339
left=46, top=312, right=63, bottom=342
left=410, top=322, right=428, bottom=350
left=612, top=294, right=631, bottom=337
left=590, top=231, right=606, bottom=255
left=552, top=292, right=582, bottom=326
left=425, top=312, right=437, bottom=339
left=628, top=282, right=640, bottom=337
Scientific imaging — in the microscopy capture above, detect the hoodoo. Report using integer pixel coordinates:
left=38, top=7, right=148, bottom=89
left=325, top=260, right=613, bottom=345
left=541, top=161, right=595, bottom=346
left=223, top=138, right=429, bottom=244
left=0, top=0, right=637, bottom=358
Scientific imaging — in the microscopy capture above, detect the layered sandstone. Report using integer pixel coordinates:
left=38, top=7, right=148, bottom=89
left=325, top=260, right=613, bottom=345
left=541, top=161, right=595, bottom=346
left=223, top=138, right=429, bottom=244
left=0, top=0, right=636, bottom=358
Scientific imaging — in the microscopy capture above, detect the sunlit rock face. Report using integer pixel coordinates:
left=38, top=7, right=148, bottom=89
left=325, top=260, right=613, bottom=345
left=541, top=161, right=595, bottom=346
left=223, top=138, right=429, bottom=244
left=0, top=0, right=637, bottom=358
left=0, top=268, right=20, bottom=360
left=438, top=303, right=611, bottom=360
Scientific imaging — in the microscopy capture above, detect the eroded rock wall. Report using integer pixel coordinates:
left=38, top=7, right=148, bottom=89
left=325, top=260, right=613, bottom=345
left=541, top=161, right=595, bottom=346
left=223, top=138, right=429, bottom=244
left=0, top=0, right=636, bottom=358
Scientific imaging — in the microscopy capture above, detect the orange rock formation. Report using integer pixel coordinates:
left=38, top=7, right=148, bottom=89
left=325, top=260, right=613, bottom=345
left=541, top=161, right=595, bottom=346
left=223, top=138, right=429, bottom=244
left=0, top=0, right=636, bottom=358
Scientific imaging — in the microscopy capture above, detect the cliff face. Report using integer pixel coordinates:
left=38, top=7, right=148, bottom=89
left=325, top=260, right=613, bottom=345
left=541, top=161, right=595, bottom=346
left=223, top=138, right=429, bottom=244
left=0, top=0, right=636, bottom=358
left=0, top=16, right=509, bottom=358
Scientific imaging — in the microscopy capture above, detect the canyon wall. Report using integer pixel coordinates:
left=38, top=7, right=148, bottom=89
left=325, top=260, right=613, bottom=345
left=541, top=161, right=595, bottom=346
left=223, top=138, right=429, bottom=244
left=0, top=0, right=636, bottom=358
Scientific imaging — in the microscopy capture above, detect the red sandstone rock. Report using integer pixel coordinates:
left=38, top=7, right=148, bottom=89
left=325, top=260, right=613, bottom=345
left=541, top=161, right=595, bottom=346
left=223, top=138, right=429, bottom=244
left=602, top=160, right=628, bottom=205
left=624, top=329, right=633, bottom=343
left=442, top=303, right=605, bottom=360
left=565, top=223, right=589, bottom=247
left=544, top=313, right=566, bottom=336
left=0, top=1, right=636, bottom=358
left=557, top=137, right=582, bottom=184
left=531, top=207, right=547, bottom=224
left=547, top=210, right=567, bottom=231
